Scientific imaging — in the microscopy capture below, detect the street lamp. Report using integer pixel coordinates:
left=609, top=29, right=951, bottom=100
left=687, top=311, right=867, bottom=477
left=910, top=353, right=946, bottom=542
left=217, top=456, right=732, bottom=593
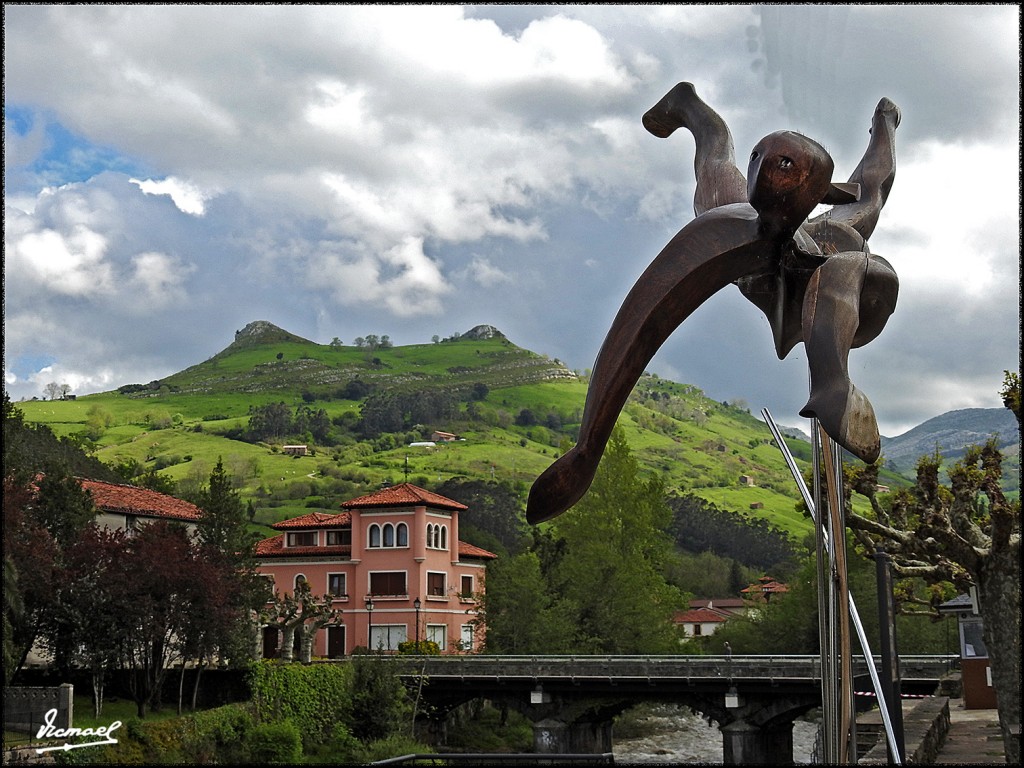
left=365, top=596, right=374, bottom=648
left=414, top=597, right=422, bottom=646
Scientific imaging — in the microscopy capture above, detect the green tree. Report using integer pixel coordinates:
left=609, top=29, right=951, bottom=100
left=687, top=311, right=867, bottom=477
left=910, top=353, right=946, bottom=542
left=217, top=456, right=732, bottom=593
left=197, top=457, right=257, bottom=559
left=192, top=458, right=268, bottom=704
left=551, top=428, right=686, bottom=654
left=476, top=551, right=576, bottom=653
left=346, top=653, right=411, bottom=742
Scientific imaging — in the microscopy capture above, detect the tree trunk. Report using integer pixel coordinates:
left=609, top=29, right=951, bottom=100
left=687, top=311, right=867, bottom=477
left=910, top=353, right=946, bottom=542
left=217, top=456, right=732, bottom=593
left=191, top=655, right=205, bottom=712
left=177, top=661, right=186, bottom=715
left=978, top=544, right=1021, bottom=764
left=280, top=625, right=296, bottom=662
left=91, top=667, right=104, bottom=718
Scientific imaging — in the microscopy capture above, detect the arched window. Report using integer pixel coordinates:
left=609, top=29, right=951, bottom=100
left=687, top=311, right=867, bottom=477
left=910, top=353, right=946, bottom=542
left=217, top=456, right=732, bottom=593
left=426, top=523, right=435, bottom=548
left=396, top=523, right=409, bottom=547
left=294, top=574, right=307, bottom=592
left=369, top=524, right=381, bottom=548
left=383, top=523, right=395, bottom=547
left=440, top=525, right=448, bottom=550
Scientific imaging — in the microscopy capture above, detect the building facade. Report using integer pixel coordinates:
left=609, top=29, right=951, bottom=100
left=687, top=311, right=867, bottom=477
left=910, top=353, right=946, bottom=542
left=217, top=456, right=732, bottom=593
left=255, top=483, right=496, bottom=658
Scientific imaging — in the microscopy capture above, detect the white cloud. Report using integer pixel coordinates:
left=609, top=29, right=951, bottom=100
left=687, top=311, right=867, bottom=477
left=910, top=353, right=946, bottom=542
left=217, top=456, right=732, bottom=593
left=130, top=176, right=215, bottom=215
left=462, top=256, right=513, bottom=288
left=6, top=213, right=114, bottom=297
left=872, top=139, right=1019, bottom=297
left=1, top=5, right=1018, bottom=433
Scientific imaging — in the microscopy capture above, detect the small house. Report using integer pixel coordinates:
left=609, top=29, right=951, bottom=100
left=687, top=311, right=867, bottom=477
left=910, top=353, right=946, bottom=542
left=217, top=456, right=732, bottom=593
left=282, top=445, right=309, bottom=456
left=938, top=591, right=996, bottom=709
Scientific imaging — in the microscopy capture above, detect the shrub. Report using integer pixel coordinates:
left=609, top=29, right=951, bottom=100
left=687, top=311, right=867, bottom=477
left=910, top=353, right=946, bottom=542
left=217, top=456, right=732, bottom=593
left=397, top=640, right=440, bottom=655
left=249, top=660, right=352, bottom=746
left=248, top=719, right=302, bottom=764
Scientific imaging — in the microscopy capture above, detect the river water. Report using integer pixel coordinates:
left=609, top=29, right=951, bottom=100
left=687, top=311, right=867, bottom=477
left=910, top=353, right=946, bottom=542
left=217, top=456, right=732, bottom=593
left=612, top=704, right=820, bottom=764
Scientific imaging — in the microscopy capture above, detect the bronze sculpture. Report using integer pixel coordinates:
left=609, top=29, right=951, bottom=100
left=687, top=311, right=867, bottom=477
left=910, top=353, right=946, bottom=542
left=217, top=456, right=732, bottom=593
left=526, top=82, right=899, bottom=525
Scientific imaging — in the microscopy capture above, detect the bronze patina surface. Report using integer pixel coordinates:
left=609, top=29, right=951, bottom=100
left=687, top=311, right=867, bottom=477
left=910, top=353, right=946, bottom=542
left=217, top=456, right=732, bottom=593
left=527, top=82, right=899, bottom=524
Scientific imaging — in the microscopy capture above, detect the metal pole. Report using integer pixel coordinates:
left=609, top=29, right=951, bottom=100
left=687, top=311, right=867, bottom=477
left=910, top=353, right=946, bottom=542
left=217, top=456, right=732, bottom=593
left=366, top=597, right=374, bottom=648
left=812, top=424, right=838, bottom=763
left=820, top=427, right=854, bottom=763
left=875, top=547, right=906, bottom=762
left=763, top=409, right=903, bottom=764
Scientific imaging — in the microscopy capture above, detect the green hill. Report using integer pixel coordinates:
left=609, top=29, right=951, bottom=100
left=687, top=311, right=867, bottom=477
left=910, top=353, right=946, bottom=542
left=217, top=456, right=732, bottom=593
left=15, top=320, right=901, bottom=544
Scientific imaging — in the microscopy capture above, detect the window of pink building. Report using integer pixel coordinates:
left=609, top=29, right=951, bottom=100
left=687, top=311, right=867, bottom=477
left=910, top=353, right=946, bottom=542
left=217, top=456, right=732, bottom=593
left=328, top=573, right=346, bottom=597
left=370, top=571, right=407, bottom=596
left=326, top=530, right=350, bottom=546
left=287, top=531, right=316, bottom=547
left=427, top=571, right=446, bottom=597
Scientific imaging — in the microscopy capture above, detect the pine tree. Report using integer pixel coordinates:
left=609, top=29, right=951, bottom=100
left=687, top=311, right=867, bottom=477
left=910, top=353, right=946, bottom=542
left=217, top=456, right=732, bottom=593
left=551, top=427, right=687, bottom=654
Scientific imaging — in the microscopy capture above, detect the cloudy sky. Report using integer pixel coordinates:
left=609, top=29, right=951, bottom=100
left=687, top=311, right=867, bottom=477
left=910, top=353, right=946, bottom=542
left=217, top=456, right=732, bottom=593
left=4, top=4, right=1019, bottom=437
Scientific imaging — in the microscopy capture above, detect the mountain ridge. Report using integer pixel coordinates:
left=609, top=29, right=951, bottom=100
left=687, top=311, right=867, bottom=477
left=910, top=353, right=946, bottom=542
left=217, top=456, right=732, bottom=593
left=17, top=320, right=1017, bottom=538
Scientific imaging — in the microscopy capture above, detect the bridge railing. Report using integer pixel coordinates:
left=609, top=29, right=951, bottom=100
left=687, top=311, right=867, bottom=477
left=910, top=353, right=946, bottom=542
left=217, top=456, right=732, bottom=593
left=364, top=654, right=955, bottom=682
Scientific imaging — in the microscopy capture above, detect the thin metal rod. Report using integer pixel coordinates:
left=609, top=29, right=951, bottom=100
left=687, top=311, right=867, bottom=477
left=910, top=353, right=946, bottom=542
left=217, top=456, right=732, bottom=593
left=763, top=408, right=903, bottom=764
left=821, top=425, right=854, bottom=763
left=811, top=424, right=837, bottom=762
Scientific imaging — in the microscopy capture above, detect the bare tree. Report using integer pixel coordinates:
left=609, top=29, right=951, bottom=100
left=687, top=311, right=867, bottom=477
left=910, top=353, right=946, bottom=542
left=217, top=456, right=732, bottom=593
left=261, top=580, right=342, bottom=663
left=844, top=372, right=1020, bottom=763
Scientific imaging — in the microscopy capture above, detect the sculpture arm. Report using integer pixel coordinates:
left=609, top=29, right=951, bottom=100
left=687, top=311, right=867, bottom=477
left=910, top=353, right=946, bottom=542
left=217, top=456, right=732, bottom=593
left=526, top=204, right=774, bottom=524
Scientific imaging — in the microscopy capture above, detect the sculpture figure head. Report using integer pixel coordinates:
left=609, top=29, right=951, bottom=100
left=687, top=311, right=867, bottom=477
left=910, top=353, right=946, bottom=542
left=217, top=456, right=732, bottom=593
left=747, top=131, right=856, bottom=237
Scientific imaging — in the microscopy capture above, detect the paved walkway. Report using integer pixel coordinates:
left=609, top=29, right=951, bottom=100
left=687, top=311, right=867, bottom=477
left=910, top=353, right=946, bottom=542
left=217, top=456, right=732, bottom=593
left=934, top=698, right=1006, bottom=764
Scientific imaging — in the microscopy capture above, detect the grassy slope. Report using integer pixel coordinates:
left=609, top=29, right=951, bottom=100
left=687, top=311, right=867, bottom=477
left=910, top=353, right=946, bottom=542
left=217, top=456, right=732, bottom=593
left=17, top=333, right=858, bottom=542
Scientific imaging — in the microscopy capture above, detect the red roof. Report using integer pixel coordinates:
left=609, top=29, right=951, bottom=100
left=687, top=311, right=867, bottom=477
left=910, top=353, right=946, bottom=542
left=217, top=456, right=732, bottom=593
left=80, top=479, right=201, bottom=522
left=254, top=533, right=494, bottom=561
left=675, top=608, right=730, bottom=624
left=742, top=579, right=789, bottom=594
left=255, top=534, right=352, bottom=558
left=271, top=511, right=351, bottom=530
left=340, top=483, right=467, bottom=512
left=691, top=598, right=746, bottom=611
left=457, top=541, right=498, bottom=560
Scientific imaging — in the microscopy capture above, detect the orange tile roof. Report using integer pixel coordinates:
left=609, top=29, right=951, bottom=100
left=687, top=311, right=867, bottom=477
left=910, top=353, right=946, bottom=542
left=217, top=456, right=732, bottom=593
left=742, top=579, right=789, bottom=594
left=80, top=478, right=201, bottom=522
left=458, top=541, right=498, bottom=560
left=674, top=607, right=730, bottom=624
left=254, top=534, right=494, bottom=560
left=271, top=511, right=351, bottom=530
left=255, top=534, right=352, bottom=558
left=340, top=483, right=467, bottom=512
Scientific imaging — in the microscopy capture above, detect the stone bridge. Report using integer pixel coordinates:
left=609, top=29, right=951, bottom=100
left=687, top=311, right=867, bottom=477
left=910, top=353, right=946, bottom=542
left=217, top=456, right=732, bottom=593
left=365, top=654, right=953, bottom=764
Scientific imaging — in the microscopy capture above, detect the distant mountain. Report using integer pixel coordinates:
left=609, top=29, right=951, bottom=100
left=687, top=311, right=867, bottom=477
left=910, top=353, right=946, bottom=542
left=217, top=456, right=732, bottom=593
left=881, top=408, right=1019, bottom=489
left=16, top=320, right=1017, bottom=546
left=226, top=320, right=313, bottom=349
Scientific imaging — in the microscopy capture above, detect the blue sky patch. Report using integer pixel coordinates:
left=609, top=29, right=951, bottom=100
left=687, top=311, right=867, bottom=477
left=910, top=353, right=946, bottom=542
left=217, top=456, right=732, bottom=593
left=5, top=105, right=153, bottom=186
left=10, top=353, right=57, bottom=379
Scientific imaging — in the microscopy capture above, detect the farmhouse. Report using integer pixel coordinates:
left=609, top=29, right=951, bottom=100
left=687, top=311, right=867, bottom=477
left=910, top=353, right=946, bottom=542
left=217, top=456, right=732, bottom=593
left=741, top=575, right=790, bottom=603
left=80, top=478, right=202, bottom=536
left=255, top=483, right=497, bottom=658
left=674, top=597, right=747, bottom=637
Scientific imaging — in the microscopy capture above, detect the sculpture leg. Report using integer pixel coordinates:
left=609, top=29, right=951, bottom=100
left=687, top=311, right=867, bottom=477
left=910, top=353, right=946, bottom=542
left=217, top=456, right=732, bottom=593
left=814, top=98, right=900, bottom=240
left=642, top=82, right=748, bottom=215
left=799, top=252, right=897, bottom=462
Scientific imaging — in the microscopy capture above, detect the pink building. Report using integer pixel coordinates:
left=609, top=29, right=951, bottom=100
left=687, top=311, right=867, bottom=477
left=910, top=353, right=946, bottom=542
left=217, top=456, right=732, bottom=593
left=255, top=483, right=497, bottom=658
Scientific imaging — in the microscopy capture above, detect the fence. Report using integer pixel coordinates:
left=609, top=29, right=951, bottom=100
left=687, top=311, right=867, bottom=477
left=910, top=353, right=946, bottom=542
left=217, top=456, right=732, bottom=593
left=3, top=684, right=73, bottom=742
